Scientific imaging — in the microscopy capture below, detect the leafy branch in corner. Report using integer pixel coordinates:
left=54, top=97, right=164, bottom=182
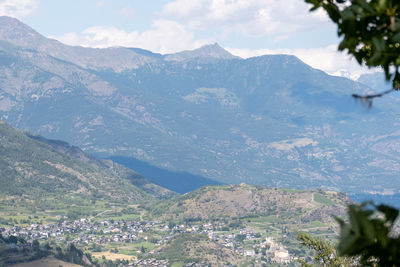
left=335, top=202, right=400, bottom=266
left=306, top=0, right=400, bottom=107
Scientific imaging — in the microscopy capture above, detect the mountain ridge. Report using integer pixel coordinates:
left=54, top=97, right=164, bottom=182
left=165, top=43, right=239, bottom=61
left=0, top=17, right=399, bottom=194
left=0, top=16, right=241, bottom=71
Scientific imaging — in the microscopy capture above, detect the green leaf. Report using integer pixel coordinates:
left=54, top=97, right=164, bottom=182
left=377, top=204, right=399, bottom=224
left=391, top=31, right=400, bottom=42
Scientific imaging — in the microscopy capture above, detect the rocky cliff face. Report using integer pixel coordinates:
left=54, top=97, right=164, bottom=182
left=1, top=16, right=399, bottom=193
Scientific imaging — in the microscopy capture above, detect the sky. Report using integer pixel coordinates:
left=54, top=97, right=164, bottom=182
left=0, top=0, right=380, bottom=79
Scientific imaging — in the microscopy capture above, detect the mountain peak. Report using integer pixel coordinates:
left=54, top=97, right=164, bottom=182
left=165, top=43, right=239, bottom=61
left=195, top=43, right=233, bottom=56
left=0, top=16, right=45, bottom=47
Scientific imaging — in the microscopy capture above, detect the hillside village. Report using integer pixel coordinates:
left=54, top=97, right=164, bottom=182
left=1, top=216, right=295, bottom=266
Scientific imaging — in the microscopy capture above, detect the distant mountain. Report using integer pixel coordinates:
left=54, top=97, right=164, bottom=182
left=1, top=16, right=400, bottom=194
left=164, top=43, right=239, bottom=61
left=0, top=17, right=160, bottom=73
left=0, top=120, right=175, bottom=214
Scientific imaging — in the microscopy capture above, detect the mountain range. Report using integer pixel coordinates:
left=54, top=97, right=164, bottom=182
left=1, top=16, right=400, bottom=194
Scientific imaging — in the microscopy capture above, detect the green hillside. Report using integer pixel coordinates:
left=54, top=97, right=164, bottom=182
left=0, top=120, right=175, bottom=223
left=150, top=184, right=349, bottom=222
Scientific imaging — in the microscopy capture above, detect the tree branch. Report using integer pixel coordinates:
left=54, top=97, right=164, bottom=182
left=351, top=89, right=395, bottom=108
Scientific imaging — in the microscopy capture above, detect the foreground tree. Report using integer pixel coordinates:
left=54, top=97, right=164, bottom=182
left=297, top=232, right=356, bottom=266
left=306, top=0, right=400, bottom=88
left=306, top=0, right=400, bottom=106
left=336, top=202, right=400, bottom=265
left=305, top=0, right=400, bottom=264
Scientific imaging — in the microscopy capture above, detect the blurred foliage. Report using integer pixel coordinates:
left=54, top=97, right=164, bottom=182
left=298, top=203, right=400, bottom=266
left=336, top=202, right=400, bottom=266
left=305, top=0, right=400, bottom=89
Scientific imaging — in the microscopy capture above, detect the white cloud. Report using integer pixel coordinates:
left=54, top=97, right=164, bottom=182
left=114, top=7, right=136, bottom=20
left=0, top=0, right=38, bottom=18
left=226, top=45, right=379, bottom=80
left=95, top=1, right=107, bottom=8
left=161, top=0, right=328, bottom=37
left=54, top=20, right=212, bottom=54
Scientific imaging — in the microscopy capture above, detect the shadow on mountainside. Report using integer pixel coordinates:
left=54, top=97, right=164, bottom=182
left=109, top=156, right=221, bottom=194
